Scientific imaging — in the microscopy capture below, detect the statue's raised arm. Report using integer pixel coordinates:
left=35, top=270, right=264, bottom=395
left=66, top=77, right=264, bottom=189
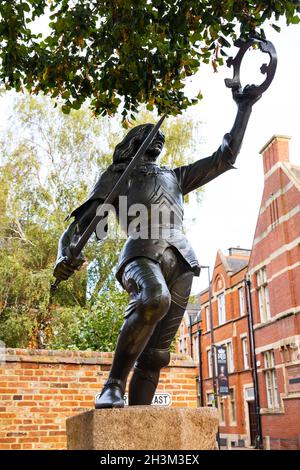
left=174, top=36, right=277, bottom=196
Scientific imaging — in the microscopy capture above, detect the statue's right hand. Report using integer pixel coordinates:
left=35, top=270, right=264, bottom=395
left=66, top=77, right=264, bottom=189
left=232, top=84, right=262, bottom=109
left=53, top=252, right=85, bottom=281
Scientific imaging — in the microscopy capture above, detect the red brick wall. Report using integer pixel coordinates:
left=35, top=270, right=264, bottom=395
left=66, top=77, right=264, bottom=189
left=248, top=136, right=300, bottom=450
left=0, top=349, right=197, bottom=450
left=262, top=399, right=300, bottom=450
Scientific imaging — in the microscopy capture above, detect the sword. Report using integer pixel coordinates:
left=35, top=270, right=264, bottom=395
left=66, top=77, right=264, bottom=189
left=51, top=114, right=167, bottom=292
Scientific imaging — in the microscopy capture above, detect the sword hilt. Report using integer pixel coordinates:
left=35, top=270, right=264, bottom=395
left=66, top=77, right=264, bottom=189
left=50, top=278, right=61, bottom=293
left=50, top=247, right=85, bottom=294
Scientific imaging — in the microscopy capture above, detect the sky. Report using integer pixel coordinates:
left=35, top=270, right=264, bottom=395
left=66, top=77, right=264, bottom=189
left=0, top=17, right=299, bottom=294
left=183, top=21, right=300, bottom=293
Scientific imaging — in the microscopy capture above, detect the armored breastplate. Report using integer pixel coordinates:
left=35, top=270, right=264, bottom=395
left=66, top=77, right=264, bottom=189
left=116, top=164, right=184, bottom=239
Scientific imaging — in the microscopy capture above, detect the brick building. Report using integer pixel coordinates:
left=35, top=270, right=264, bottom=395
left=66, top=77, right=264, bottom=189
left=247, top=135, right=300, bottom=450
left=177, top=135, right=300, bottom=450
left=178, top=247, right=255, bottom=448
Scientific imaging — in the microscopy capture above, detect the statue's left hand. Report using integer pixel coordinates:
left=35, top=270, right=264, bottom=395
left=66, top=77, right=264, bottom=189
left=53, top=249, right=85, bottom=282
left=232, top=85, right=262, bottom=109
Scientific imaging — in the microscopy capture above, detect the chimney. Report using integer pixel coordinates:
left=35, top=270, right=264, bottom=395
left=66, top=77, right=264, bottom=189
left=259, top=135, right=291, bottom=175
left=228, top=247, right=251, bottom=257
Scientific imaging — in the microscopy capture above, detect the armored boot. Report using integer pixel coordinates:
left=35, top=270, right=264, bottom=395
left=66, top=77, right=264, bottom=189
left=95, top=378, right=125, bottom=409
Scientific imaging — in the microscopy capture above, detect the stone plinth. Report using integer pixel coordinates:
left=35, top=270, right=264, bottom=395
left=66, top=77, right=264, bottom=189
left=66, top=407, right=219, bottom=450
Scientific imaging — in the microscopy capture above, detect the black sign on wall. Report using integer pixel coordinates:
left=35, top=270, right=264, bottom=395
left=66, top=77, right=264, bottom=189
left=216, top=345, right=229, bottom=396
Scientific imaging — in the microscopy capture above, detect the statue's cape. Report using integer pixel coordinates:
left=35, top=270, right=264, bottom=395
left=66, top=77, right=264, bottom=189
left=65, top=165, right=121, bottom=221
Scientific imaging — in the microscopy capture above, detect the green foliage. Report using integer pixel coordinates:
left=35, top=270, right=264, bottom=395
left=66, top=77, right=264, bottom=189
left=49, top=289, right=128, bottom=352
left=0, top=1, right=298, bottom=120
left=0, top=92, right=201, bottom=350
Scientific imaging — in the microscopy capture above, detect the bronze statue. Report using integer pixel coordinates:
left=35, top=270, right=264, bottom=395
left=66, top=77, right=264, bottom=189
left=53, top=37, right=276, bottom=409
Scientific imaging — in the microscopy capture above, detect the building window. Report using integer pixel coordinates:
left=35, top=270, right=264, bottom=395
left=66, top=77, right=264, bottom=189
left=270, top=199, right=279, bottom=229
left=193, top=336, right=199, bottom=362
left=242, top=337, right=249, bottom=369
left=238, top=287, right=245, bottom=316
left=207, top=349, right=213, bottom=378
left=217, top=292, right=226, bottom=325
left=217, top=342, right=234, bottom=373
left=207, top=393, right=214, bottom=407
left=264, top=350, right=279, bottom=408
left=246, top=387, right=255, bottom=401
left=205, top=306, right=211, bottom=331
left=183, top=337, right=187, bottom=355
left=229, top=388, right=236, bottom=423
left=226, top=342, right=234, bottom=373
left=256, top=268, right=271, bottom=322
left=179, top=336, right=188, bottom=355
left=218, top=398, right=225, bottom=423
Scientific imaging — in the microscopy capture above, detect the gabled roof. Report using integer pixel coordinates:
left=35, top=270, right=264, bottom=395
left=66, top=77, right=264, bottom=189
left=225, top=257, right=249, bottom=274
left=186, top=303, right=201, bottom=310
left=218, top=248, right=250, bottom=275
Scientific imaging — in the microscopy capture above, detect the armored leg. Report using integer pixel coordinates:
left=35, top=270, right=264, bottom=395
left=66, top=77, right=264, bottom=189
left=129, top=270, right=194, bottom=405
left=95, top=257, right=171, bottom=408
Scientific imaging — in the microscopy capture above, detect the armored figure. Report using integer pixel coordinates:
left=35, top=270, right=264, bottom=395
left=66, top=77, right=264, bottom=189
left=54, top=87, right=260, bottom=408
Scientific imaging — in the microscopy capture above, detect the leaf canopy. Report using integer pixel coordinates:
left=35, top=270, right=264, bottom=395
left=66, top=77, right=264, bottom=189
left=0, top=1, right=299, bottom=118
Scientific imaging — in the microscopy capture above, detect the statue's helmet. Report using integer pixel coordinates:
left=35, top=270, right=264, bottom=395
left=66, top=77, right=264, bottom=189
left=113, top=123, right=165, bottom=164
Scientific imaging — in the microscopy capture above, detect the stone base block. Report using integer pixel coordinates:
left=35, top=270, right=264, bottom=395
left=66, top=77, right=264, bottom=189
left=66, top=406, right=219, bottom=450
